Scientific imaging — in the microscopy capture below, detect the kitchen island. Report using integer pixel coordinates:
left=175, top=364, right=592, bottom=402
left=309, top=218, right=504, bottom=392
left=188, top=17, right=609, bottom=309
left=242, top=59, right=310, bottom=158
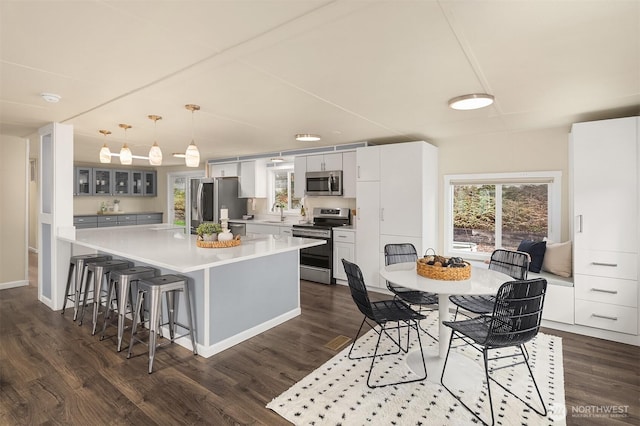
left=59, top=224, right=324, bottom=357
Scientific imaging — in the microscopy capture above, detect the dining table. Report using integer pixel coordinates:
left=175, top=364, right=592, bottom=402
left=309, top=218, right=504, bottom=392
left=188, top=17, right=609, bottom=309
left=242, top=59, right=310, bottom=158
left=379, top=263, right=511, bottom=379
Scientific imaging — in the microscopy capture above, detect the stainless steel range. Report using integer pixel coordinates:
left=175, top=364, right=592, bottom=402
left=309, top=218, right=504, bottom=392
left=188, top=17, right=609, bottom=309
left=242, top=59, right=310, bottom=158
left=292, top=207, right=351, bottom=285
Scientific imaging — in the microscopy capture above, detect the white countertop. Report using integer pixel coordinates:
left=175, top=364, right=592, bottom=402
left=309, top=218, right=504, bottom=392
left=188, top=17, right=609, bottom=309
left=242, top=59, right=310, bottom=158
left=60, top=225, right=324, bottom=273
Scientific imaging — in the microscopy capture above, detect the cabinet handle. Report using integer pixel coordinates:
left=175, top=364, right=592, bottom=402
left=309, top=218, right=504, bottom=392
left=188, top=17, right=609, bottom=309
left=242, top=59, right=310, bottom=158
left=380, top=208, right=384, bottom=221
left=592, top=313, right=618, bottom=321
left=591, top=262, right=618, bottom=267
left=576, top=214, right=583, bottom=233
left=591, top=288, right=618, bottom=294
left=337, top=235, right=347, bottom=238
left=357, top=207, right=361, bottom=220
left=357, top=165, right=360, bottom=179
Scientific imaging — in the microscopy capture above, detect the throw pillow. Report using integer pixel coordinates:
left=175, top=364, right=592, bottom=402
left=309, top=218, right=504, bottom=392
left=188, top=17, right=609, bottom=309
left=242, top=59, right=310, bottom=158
left=542, top=240, right=572, bottom=277
left=517, top=240, right=547, bottom=273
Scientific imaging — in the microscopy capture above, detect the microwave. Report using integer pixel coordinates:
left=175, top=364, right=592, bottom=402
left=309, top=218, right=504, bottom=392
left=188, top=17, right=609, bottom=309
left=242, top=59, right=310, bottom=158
left=305, top=170, right=343, bottom=196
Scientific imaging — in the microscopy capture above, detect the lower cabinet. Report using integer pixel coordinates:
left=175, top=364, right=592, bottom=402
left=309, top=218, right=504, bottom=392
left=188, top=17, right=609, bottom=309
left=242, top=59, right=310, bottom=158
left=333, top=229, right=355, bottom=282
left=74, top=213, right=163, bottom=228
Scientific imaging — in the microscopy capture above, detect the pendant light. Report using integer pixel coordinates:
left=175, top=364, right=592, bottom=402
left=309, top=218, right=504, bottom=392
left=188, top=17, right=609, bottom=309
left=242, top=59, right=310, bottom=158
left=148, top=115, right=163, bottom=166
left=184, top=104, right=200, bottom=167
left=119, top=123, right=133, bottom=165
left=99, top=129, right=112, bottom=163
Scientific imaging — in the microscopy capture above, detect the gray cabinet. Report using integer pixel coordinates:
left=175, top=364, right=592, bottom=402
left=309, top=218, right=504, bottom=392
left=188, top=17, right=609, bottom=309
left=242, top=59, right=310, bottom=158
left=74, top=212, right=163, bottom=228
left=74, top=167, right=157, bottom=197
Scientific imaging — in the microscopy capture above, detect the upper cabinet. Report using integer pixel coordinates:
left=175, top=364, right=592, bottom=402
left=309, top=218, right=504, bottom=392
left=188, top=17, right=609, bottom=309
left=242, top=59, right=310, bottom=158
left=74, top=167, right=92, bottom=196
left=75, top=167, right=156, bottom=197
left=293, top=150, right=356, bottom=198
left=356, top=146, right=381, bottom=181
left=211, top=162, right=239, bottom=178
left=306, top=152, right=342, bottom=172
left=238, top=159, right=267, bottom=198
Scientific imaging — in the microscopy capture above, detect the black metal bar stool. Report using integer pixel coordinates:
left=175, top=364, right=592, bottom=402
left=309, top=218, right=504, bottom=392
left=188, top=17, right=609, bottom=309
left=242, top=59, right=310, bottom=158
left=78, top=259, right=132, bottom=333
left=127, top=274, right=197, bottom=374
left=100, top=266, right=158, bottom=352
left=61, top=254, right=112, bottom=320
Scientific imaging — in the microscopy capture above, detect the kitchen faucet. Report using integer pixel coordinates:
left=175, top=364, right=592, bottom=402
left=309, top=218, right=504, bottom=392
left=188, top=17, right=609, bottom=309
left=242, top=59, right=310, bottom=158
left=272, top=202, right=285, bottom=222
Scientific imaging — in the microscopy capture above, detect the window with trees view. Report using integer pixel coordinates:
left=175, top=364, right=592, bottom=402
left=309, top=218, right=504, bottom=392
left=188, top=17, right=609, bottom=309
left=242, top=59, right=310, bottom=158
left=269, top=165, right=301, bottom=212
left=444, top=172, right=561, bottom=258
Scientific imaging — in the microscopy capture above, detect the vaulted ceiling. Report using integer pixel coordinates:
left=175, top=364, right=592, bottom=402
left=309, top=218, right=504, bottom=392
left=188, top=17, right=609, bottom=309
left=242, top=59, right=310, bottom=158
left=1, top=1, right=638, bottom=166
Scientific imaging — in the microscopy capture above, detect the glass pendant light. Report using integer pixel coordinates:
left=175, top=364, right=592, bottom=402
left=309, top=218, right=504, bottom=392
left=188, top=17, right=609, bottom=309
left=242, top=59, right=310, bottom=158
left=99, top=129, right=112, bottom=163
left=184, top=104, right=201, bottom=167
left=119, top=123, right=133, bottom=165
left=148, top=115, right=163, bottom=166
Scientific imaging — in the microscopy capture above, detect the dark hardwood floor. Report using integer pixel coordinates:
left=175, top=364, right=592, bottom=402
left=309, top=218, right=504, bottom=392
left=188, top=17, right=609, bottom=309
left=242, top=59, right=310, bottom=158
left=0, top=253, right=638, bottom=425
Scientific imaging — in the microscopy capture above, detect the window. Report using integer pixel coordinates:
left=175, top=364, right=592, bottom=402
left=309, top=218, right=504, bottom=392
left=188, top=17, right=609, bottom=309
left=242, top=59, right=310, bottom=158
left=268, top=164, right=301, bottom=212
left=444, top=172, right=561, bottom=259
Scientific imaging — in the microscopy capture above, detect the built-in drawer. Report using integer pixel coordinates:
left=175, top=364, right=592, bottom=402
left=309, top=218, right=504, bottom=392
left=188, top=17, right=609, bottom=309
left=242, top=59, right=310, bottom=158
left=334, top=230, right=355, bottom=244
left=575, top=299, right=638, bottom=335
left=97, top=215, right=117, bottom=227
left=136, top=213, right=162, bottom=222
left=575, top=275, right=638, bottom=308
left=117, top=215, right=137, bottom=225
left=574, top=249, right=637, bottom=280
left=542, top=284, right=575, bottom=324
left=74, top=216, right=97, bottom=227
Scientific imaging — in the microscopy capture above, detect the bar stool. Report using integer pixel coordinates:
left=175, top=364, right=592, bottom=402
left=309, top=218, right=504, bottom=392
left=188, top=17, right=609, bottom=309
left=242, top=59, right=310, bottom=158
left=78, top=259, right=132, bottom=333
left=127, top=275, right=197, bottom=374
left=100, top=266, right=158, bottom=352
left=61, top=254, right=112, bottom=320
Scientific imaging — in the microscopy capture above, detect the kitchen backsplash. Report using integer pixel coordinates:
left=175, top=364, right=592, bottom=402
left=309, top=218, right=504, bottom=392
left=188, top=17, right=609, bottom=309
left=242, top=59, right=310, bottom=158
left=250, top=196, right=356, bottom=222
left=74, top=196, right=163, bottom=215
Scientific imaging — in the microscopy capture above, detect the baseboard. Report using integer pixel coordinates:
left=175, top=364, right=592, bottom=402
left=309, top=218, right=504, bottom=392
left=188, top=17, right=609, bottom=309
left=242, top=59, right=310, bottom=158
left=542, top=319, right=640, bottom=347
left=0, top=280, right=29, bottom=290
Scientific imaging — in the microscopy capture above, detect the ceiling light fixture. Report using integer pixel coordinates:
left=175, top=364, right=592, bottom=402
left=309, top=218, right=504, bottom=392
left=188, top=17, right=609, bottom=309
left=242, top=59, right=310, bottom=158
left=172, top=153, right=186, bottom=158
left=118, top=123, right=133, bottom=165
left=271, top=157, right=285, bottom=163
left=99, top=130, right=112, bottom=163
left=184, top=104, right=201, bottom=168
left=448, top=93, right=495, bottom=110
left=148, top=115, right=163, bottom=166
left=295, top=133, right=321, bottom=142
left=40, top=92, right=61, bottom=103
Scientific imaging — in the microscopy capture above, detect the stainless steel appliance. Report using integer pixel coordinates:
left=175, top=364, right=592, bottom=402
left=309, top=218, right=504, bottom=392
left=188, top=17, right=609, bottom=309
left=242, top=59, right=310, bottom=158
left=190, top=177, right=247, bottom=234
left=305, top=170, right=343, bottom=196
left=292, top=207, right=351, bottom=284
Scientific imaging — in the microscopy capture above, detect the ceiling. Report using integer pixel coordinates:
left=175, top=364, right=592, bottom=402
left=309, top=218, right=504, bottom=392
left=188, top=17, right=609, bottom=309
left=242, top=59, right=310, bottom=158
left=1, top=1, right=639, bottom=166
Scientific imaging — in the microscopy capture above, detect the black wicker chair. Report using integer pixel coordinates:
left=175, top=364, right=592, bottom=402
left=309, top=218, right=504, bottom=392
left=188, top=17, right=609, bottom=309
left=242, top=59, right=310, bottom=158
left=450, top=249, right=529, bottom=318
left=441, top=278, right=548, bottom=426
left=342, top=259, right=427, bottom=388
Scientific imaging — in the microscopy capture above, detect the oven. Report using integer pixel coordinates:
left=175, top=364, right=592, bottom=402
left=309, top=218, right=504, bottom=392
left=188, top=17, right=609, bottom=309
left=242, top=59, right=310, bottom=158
left=292, top=207, right=351, bottom=285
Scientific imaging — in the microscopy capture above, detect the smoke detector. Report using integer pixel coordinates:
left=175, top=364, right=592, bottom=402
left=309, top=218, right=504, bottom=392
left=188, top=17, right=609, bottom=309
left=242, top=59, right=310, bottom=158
left=40, top=92, right=61, bottom=103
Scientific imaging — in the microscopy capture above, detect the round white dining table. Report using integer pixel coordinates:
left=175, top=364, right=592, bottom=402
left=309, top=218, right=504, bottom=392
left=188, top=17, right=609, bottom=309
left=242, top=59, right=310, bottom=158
left=380, top=263, right=511, bottom=359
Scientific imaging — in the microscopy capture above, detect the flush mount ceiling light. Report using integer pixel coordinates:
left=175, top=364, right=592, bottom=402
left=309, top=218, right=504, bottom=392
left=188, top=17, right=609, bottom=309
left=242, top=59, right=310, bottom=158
left=99, top=130, right=112, bottom=163
left=40, top=92, right=61, bottom=103
left=295, top=133, right=321, bottom=142
left=118, top=123, right=133, bottom=165
left=271, top=157, right=285, bottom=163
left=184, top=104, right=201, bottom=168
left=448, top=93, right=495, bottom=110
left=147, top=115, right=163, bottom=166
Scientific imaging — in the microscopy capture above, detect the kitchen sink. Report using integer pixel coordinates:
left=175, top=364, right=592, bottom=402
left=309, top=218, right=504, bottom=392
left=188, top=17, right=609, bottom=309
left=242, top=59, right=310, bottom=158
left=262, top=220, right=286, bottom=224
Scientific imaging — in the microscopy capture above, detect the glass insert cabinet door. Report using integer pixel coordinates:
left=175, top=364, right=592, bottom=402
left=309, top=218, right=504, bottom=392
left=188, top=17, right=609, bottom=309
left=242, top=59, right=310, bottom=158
left=114, top=170, right=130, bottom=195
left=93, top=169, right=112, bottom=195
left=132, top=171, right=143, bottom=195
left=75, top=167, right=92, bottom=196
left=144, top=171, right=156, bottom=196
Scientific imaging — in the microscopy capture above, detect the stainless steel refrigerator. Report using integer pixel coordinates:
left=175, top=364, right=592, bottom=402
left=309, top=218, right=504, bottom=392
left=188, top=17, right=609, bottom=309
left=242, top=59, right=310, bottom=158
left=190, top=177, right=247, bottom=234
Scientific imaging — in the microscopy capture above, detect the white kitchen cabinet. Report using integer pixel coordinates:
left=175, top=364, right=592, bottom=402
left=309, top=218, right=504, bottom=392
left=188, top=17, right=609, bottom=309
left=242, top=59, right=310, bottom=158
left=356, top=145, right=380, bottom=181
left=293, top=155, right=307, bottom=199
left=246, top=223, right=280, bottom=235
left=571, top=116, right=639, bottom=338
left=355, top=141, right=438, bottom=290
left=341, top=151, right=357, bottom=198
left=333, top=229, right=356, bottom=282
left=210, top=162, right=239, bottom=178
left=306, top=152, right=342, bottom=172
left=239, top=159, right=267, bottom=198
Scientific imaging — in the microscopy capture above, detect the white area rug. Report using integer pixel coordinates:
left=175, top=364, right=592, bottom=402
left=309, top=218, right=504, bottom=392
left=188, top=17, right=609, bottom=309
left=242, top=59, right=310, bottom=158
left=267, top=312, right=566, bottom=425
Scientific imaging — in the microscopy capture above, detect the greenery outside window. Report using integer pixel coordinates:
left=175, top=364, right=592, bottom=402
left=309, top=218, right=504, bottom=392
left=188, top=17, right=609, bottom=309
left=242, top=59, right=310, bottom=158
left=444, top=171, right=561, bottom=259
left=269, top=164, right=301, bottom=212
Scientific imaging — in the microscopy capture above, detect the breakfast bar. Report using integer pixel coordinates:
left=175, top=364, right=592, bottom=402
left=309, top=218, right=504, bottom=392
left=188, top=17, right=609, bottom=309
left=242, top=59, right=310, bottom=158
left=59, top=224, right=325, bottom=358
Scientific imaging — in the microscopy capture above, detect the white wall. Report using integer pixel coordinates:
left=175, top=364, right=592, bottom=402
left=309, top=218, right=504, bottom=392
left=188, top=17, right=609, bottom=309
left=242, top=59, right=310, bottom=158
left=0, top=134, right=28, bottom=286
left=436, top=126, right=571, bottom=249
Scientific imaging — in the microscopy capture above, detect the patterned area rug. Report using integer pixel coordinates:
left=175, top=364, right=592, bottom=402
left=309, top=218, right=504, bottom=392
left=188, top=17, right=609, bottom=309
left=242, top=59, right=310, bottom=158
left=267, top=312, right=565, bottom=425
